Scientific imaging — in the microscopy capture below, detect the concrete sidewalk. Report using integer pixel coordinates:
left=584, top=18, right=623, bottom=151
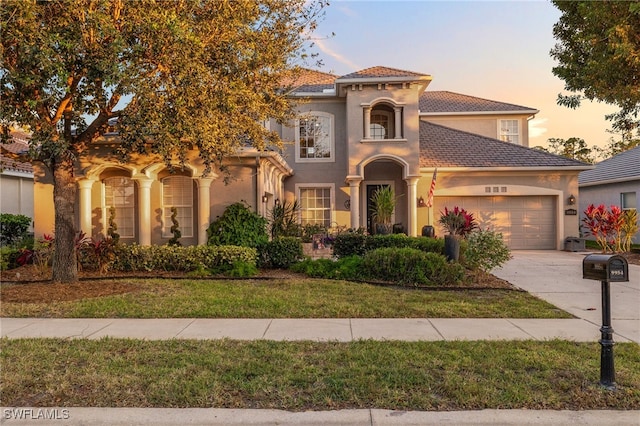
left=0, top=317, right=620, bottom=342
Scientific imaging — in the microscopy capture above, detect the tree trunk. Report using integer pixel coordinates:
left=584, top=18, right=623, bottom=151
left=51, top=156, right=78, bottom=283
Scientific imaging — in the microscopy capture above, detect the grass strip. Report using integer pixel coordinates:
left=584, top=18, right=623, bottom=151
left=2, top=338, right=638, bottom=410
left=1, top=278, right=571, bottom=319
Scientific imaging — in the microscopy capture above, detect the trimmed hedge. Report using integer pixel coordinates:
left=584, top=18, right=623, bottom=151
left=0, top=213, right=32, bottom=246
left=112, top=244, right=257, bottom=273
left=258, top=237, right=304, bottom=269
left=361, top=247, right=464, bottom=286
left=333, top=233, right=448, bottom=258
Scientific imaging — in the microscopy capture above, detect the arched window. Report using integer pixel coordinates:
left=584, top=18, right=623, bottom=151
left=104, top=177, right=135, bottom=238
left=162, top=176, right=194, bottom=238
left=295, top=111, right=334, bottom=162
left=365, top=103, right=401, bottom=140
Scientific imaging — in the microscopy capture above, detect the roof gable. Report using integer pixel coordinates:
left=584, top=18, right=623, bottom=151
left=419, top=121, right=588, bottom=168
left=579, top=146, right=640, bottom=185
left=338, top=66, right=428, bottom=80
left=285, top=68, right=336, bottom=93
left=420, top=91, right=537, bottom=114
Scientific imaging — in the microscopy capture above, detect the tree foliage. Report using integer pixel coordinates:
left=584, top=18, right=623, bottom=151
left=0, top=0, right=326, bottom=282
left=535, top=137, right=597, bottom=163
left=550, top=1, right=640, bottom=138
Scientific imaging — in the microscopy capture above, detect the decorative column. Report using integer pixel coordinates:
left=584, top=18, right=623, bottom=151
left=346, top=176, right=362, bottom=230
left=405, top=177, right=419, bottom=237
left=394, top=106, right=402, bottom=139
left=196, top=177, right=214, bottom=245
left=77, top=179, right=95, bottom=236
left=363, top=106, right=371, bottom=139
left=136, top=178, right=153, bottom=246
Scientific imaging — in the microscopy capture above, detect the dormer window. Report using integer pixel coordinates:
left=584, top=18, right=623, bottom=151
left=499, top=120, right=520, bottom=144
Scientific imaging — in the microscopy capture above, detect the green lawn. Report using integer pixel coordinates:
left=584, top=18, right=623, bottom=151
left=2, top=338, right=639, bottom=410
left=1, top=278, right=572, bottom=318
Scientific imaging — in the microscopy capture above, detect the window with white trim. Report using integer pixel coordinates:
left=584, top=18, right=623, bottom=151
left=104, top=177, right=135, bottom=238
left=296, top=112, right=334, bottom=162
left=299, top=186, right=332, bottom=227
left=621, top=192, right=637, bottom=210
left=499, top=119, right=520, bottom=144
left=162, top=176, right=194, bottom=238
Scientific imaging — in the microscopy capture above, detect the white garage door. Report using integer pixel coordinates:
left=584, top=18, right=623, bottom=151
left=434, top=196, right=556, bottom=249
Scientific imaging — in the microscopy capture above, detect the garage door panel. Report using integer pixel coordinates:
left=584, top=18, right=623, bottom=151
left=434, top=196, right=556, bottom=249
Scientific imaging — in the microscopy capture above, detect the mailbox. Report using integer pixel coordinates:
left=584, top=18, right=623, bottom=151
left=583, top=254, right=629, bottom=282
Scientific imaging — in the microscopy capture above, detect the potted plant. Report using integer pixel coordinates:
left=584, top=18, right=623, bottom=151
left=439, top=206, right=477, bottom=261
left=370, top=186, right=397, bottom=235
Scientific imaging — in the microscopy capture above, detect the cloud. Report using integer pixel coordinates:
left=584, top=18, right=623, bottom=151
left=529, top=117, right=548, bottom=139
left=314, top=38, right=360, bottom=72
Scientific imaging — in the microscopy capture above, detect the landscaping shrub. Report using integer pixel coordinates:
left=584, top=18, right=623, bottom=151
left=334, top=233, right=451, bottom=259
left=207, top=202, right=268, bottom=248
left=332, top=233, right=368, bottom=258
left=290, top=255, right=363, bottom=281
left=464, top=229, right=511, bottom=273
left=0, top=213, right=32, bottom=246
left=361, top=247, right=463, bottom=286
left=113, top=244, right=257, bottom=273
left=0, top=246, right=19, bottom=270
left=258, top=237, right=303, bottom=269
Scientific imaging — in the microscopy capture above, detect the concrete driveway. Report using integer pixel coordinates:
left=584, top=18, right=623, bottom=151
left=492, top=250, right=640, bottom=344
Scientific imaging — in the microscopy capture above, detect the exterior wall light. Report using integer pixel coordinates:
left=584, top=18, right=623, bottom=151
left=262, top=194, right=268, bottom=203
left=568, top=194, right=576, bottom=205
left=417, top=196, right=426, bottom=207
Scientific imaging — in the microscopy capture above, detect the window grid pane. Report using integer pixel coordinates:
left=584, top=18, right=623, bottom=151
left=370, top=114, right=388, bottom=139
left=500, top=120, right=519, bottom=144
left=104, top=177, right=135, bottom=238
left=300, top=187, right=331, bottom=226
left=298, top=115, right=331, bottom=159
left=162, top=176, right=194, bottom=237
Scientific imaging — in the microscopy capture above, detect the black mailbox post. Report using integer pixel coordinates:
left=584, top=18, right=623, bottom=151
left=582, top=254, right=629, bottom=390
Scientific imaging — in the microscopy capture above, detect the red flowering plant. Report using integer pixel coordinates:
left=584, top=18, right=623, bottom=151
left=439, top=206, right=478, bottom=238
left=582, top=204, right=625, bottom=252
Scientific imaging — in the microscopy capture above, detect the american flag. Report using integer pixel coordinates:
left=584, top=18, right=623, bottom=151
left=426, top=168, right=437, bottom=207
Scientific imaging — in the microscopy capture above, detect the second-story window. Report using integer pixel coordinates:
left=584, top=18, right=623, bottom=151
left=369, top=104, right=396, bottom=140
left=296, top=112, right=334, bottom=162
left=499, top=120, right=520, bottom=144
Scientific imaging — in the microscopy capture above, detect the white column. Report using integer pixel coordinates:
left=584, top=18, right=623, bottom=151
left=394, top=106, right=402, bottom=139
left=136, top=178, right=153, bottom=246
left=77, top=179, right=94, bottom=236
left=347, top=177, right=362, bottom=230
left=363, top=107, right=371, bottom=139
left=405, top=177, right=419, bottom=237
left=196, top=177, right=214, bottom=245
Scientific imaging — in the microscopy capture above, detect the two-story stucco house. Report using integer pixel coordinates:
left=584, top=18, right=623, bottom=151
left=32, top=66, right=591, bottom=250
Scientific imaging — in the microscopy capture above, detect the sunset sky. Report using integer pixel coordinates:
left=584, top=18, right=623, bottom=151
left=310, top=0, right=620, bottom=149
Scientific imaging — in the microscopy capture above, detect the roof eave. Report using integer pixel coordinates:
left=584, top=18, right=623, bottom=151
left=420, top=110, right=539, bottom=116
left=420, top=166, right=593, bottom=172
left=579, top=176, right=640, bottom=187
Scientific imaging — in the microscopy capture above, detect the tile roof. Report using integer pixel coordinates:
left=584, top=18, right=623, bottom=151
left=1, top=131, right=33, bottom=174
left=419, top=121, right=588, bottom=168
left=579, top=146, right=640, bottom=185
left=286, top=69, right=336, bottom=93
left=338, top=66, right=427, bottom=80
left=420, top=91, right=537, bottom=113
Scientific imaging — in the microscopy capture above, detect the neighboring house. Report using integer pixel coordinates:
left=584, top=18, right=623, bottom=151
left=579, top=146, right=640, bottom=244
left=32, top=66, right=591, bottom=249
left=0, top=131, right=34, bottom=224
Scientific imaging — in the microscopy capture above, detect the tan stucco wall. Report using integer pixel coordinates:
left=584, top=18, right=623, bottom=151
left=423, top=114, right=532, bottom=147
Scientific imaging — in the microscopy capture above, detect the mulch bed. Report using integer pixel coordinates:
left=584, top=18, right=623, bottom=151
left=2, top=251, right=638, bottom=304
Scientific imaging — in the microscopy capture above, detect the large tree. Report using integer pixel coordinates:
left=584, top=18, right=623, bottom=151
left=1, top=0, right=326, bottom=283
left=550, top=1, right=640, bottom=138
left=535, top=137, right=597, bottom=163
